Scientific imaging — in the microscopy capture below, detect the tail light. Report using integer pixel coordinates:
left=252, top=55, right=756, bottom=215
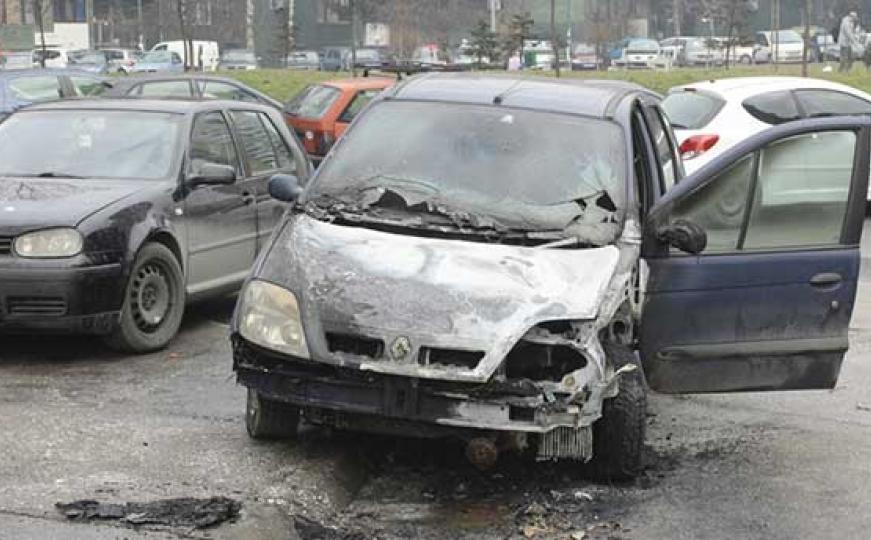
left=679, top=134, right=720, bottom=160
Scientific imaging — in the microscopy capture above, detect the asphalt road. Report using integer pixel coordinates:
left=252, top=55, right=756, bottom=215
left=2, top=226, right=871, bottom=539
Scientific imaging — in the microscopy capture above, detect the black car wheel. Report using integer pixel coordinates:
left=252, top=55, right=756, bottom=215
left=105, top=243, right=185, bottom=353
left=586, top=343, right=647, bottom=482
left=246, top=388, right=300, bottom=440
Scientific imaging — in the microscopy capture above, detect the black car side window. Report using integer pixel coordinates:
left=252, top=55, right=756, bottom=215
left=189, top=111, right=241, bottom=176
left=230, top=110, right=280, bottom=175
left=742, top=91, right=801, bottom=125
left=258, top=113, right=296, bottom=171
left=794, top=90, right=871, bottom=118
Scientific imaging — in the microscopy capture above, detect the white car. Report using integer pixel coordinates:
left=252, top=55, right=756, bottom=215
left=663, top=77, right=871, bottom=201
left=754, top=30, right=806, bottom=63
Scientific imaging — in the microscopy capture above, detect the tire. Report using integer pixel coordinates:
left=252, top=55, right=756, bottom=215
left=104, top=243, right=185, bottom=353
left=246, top=388, right=300, bottom=440
left=586, top=343, right=647, bottom=482
left=740, top=54, right=752, bottom=65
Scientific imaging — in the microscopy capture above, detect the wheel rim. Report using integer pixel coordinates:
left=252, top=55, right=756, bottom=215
left=130, top=260, right=174, bottom=333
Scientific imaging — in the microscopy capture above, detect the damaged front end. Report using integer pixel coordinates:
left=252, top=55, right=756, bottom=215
left=232, top=213, right=642, bottom=463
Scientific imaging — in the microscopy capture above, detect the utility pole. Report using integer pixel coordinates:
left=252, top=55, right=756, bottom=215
left=551, top=0, right=559, bottom=77
left=773, top=0, right=780, bottom=71
left=673, top=0, right=681, bottom=36
left=802, top=0, right=810, bottom=76
left=86, top=0, right=94, bottom=48
left=490, top=0, right=497, bottom=33
left=350, top=0, right=357, bottom=77
left=137, top=0, right=143, bottom=49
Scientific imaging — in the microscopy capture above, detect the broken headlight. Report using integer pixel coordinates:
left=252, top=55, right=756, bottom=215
left=238, top=280, right=310, bottom=359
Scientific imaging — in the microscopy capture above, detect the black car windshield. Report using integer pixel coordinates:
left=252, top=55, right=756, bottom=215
left=0, top=110, right=183, bottom=180
left=308, top=101, right=627, bottom=245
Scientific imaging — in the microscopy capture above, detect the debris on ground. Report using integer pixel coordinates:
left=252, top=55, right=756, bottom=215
left=291, top=515, right=369, bottom=540
left=56, top=496, right=241, bottom=529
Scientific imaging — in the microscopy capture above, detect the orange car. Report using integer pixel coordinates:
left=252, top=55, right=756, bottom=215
left=284, top=77, right=394, bottom=162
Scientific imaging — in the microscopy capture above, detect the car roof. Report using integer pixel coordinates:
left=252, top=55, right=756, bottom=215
left=671, top=77, right=866, bottom=100
left=0, top=68, right=99, bottom=79
left=387, top=73, right=657, bottom=118
left=321, top=77, right=395, bottom=91
left=21, top=97, right=276, bottom=114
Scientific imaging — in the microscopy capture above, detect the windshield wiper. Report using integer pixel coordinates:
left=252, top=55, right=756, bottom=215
left=33, top=172, right=85, bottom=179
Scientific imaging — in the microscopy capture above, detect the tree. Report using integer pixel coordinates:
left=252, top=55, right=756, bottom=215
left=174, top=0, right=193, bottom=70
left=507, top=12, right=534, bottom=66
left=32, top=0, right=48, bottom=68
left=469, top=19, right=498, bottom=67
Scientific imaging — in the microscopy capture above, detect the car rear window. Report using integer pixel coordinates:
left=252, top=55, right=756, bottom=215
left=661, top=90, right=725, bottom=129
left=794, top=90, right=871, bottom=117
left=285, top=84, right=341, bottom=119
left=742, top=90, right=801, bottom=125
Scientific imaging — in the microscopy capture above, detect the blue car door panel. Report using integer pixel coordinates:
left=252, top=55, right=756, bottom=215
left=641, top=117, right=871, bottom=393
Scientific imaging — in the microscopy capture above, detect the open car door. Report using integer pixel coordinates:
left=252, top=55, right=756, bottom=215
left=641, top=117, right=871, bottom=393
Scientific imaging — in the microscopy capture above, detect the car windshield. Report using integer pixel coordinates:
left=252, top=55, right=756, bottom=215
left=355, top=49, right=380, bottom=60
left=307, top=101, right=627, bottom=245
left=771, top=31, right=803, bottom=44
left=662, top=90, right=726, bottom=129
left=0, top=110, right=182, bottom=180
left=140, top=51, right=171, bottom=63
left=223, top=50, right=255, bottom=62
left=285, top=84, right=341, bottom=118
left=627, top=39, right=659, bottom=52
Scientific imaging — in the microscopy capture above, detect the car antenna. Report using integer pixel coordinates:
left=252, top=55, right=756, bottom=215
left=493, top=79, right=523, bottom=105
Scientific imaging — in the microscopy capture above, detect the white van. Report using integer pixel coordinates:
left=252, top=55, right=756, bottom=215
left=151, top=41, right=219, bottom=71
left=754, top=30, right=806, bottom=64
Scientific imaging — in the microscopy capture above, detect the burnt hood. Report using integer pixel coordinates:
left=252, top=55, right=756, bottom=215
left=257, top=215, right=622, bottom=382
left=0, top=178, right=151, bottom=234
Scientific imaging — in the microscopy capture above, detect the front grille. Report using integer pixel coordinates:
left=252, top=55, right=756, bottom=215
left=0, top=237, right=11, bottom=255
left=418, top=347, right=484, bottom=370
left=6, top=297, right=67, bottom=317
left=325, top=332, right=384, bottom=359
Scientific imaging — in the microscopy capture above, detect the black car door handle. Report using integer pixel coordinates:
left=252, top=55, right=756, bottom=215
left=810, top=273, right=842, bottom=287
left=242, top=192, right=255, bottom=206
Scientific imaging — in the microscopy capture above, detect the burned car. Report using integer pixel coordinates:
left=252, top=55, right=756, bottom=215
left=232, top=74, right=871, bottom=479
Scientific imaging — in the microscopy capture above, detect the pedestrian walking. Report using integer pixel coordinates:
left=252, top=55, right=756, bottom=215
left=839, top=11, right=862, bottom=72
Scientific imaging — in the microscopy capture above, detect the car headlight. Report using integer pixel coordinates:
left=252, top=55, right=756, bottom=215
left=14, top=228, right=83, bottom=258
left=238, top=280, right=310, bottom=359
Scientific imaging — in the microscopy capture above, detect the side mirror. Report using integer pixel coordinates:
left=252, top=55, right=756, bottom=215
left=656, top=219, right=707, bottom=255
left=187, top=162, right=236, bottom=186
left=269, top=173, right=303, bottom=202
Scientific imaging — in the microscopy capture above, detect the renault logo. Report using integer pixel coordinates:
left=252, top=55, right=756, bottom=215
left=390, top=336, right=412, bottom=360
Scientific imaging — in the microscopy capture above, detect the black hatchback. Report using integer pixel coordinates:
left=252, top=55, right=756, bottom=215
left=0, top=99, right=310, bottom=351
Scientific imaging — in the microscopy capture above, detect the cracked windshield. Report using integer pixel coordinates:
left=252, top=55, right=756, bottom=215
left=3, top=1, right=871, bottom=539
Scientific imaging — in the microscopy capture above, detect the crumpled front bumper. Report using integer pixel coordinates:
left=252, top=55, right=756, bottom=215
left=233, top=336, right=596, bottom=434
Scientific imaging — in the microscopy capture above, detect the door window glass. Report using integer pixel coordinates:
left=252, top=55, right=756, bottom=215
left=259, top=114, right=296, bottom=170
left=189, top=111, right=239, bottom=175
left=643, top=106, right=678, bottom=193
left=670, top=155, right=754, bottom=252
left=201, top=81, right=259, bottom=103
left=338, top=89, right=380, bottom=123
left=795, top=90, right=871, bottom=118
left=231, top=111, right=279, bottom=175
left=138, top=80, right=192, bottom=97
left=7, top=76, right=62, bottom=101
left=70, top=76, right=105, bottom=96
left=742, top=91, right=801, bottom=125
left=744, top=131, right=855, bottom=249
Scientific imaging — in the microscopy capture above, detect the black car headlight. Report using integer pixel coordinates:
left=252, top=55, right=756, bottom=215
left=238, top=280, right=310, bottom=359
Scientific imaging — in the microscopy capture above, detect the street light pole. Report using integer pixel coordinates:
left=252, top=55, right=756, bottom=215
left=489, top=0, right=497, bottom=33
left=137, top=0, right=143, bottom=49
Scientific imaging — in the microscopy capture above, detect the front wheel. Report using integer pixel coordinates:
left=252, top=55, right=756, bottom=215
left=246, top=388, right=300, bottom=439
left=104, top=243, right=185, bottom=353
left=586, top=343, right=647, bottom=482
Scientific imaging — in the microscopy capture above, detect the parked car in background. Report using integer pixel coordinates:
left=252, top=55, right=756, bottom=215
left=151, top=40, right=219, bottom=71
left=0, top=69, right=105, bottom=121
left=236, top=72, right=871, bottom=482
left=102, top=48, right=140, bottom=74
left=0, top=98, right=310, bottom=351
left=571, top=43, right=602, bottom=70
left=754, top=30, right=806, bottom=63
left=129, top=50, right=185, bottom=73
left=679, top=37, right=724, bottom=66
left=285, top=77, right=393, bottom=163
left=320, top=47, right=351, bottom=71
left=286, top=50, right=321, bottom=70
left=352, top=48, right=387, bottom=71
left=0, top=51, right=36, bottom=70
left=219, top=49, right=258, bottom=70
left=68, top=50, right=110, bottom=74
left=104, top=74, right=282, bottom=110
left=810, top=33, right=839, bottom=62
left=715, top=37, right=757, bottom=65
left=32, top=47, right=69, bottom=69
left=611, top=38, right=660, bottom=68
left=662, top=76, right=871, bottom=183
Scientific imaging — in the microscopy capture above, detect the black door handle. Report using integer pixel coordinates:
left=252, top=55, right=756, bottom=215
left=810, top=273, right=842, bottom=287
left=242, top=192, right=255, bottom=206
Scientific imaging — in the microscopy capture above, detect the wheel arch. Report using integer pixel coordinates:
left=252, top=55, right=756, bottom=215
left=143, top=230, right=185, bottom=276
